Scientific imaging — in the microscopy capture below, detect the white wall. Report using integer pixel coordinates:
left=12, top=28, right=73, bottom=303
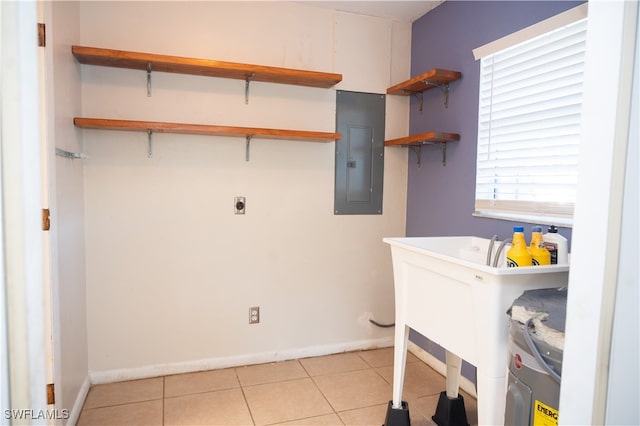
left=78, top=1, right=409, bottom=376
left=605, top=15, right=639, bottom=419
left=45, top=0, right=90, bottom=420
left=559, top=1, right=639, bottom=424
left=603, top=2, right=639, bottom=423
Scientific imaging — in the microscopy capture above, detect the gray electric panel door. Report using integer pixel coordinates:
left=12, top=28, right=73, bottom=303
left=334, top=90, right=385, bottom=215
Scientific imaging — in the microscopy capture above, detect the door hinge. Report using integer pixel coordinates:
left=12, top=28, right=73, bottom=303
left=38, top=23, right=46, bottom=47
left=42, top=208, right=50, bottom=231
left=46, top=383, right=55, bottom=405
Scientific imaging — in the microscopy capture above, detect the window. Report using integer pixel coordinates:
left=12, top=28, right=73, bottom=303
left=473, top=4, right=588, bottom=226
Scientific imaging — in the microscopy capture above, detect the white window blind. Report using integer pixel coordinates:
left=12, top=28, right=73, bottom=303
left=474, top=16, right=587, bottom=225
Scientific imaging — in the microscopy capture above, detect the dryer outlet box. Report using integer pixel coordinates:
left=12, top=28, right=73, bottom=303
left=235, top=196, right=246, bottom=214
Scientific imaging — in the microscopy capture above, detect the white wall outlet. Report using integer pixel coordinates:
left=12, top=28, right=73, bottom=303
left=249, top=306, right=260, bottom=324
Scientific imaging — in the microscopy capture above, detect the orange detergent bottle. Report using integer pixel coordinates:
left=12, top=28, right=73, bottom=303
left=530, top=225, right=551, bottom=265
left=507, top=226, right=532, bottom=267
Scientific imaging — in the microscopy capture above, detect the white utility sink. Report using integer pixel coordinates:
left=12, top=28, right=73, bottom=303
left=384, top=236, right=569, bottom=425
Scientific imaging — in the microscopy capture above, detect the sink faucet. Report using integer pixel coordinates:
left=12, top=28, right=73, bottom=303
left=486, top=235, right=498, bottom=266
left=486, top=235, right=512, bottom=267
left=493, top=238, right=512, bottom=267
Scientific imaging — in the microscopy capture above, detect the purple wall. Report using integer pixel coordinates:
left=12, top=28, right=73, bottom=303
left=406, top=1, right=581, bottom=241
left=407, top=1, right=583, bottom=380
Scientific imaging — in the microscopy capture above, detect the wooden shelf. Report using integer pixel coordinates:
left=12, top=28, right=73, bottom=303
left=72, top=45, right=342, bottom=89
left=74, top=117, right=340, bottom=142
left=74, top=118, right=340, bottom=161
left=387, top=69, right=461, bottom=96
left=385, top=70, right=461, bottom=166
left=72, top=47, right=342, bottom=160
left=385, top=131, right=460, bottom=147
left=385, top=132, right=460, bottom=167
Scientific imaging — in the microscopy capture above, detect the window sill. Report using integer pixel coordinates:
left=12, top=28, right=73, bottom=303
left=473, top=211, right=573, bottom=228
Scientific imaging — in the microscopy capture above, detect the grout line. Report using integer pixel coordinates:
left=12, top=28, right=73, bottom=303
left=298, top=359, right=342, bottom=420
left=81, top=398, right=164, bottom=411
left=162, top=376, right=165, bottom=426
left=235, top=367, right=257, bottom=426
left=297, top=357, right=313, bottom=378
left=163, top=385, right=243, bottom=400
left=236, top=359, right=314, bottom=389
left=306, top=370, right=351, bottom=421
left=372, top=365, right=392, bottom=385
left=354, top=349, right=378, bottom=369
left=240, top=375, right=318, bottom=390
left=262, top=412, right=345, bottom=426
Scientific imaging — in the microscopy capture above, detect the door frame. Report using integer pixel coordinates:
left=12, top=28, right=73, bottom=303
left=0, top=0, right=49, bottom=417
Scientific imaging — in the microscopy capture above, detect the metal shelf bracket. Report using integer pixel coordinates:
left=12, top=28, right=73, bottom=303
left=147, top=129, right=153, bottom=159
left=407, top=142, right=448, bottom=167
left=245, top=135, right=253, bottom=161
left=409, top=145, right=422, bottom=168
left=423, top=80, right=450, bottom=108
left=146, top=62, right=152, bottom=97
left=245, top=72, right=255, bottom=104
left=440, top=142, right=447, bottom=166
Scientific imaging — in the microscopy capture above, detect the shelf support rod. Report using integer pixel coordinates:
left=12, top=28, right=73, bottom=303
left=423, top=80, right=450, bottom=108
left=245, top=72, right=255, bottom=104
left=441, top=142, right=447, bottom=166
left=147, top=129, right=153, bottom=159
left=245, top=135, right=253, bottom=161
left=146, top=63, right=152, bottom=97
left=55, top=147, right=87, bottom=160
left=408, top=145, right=422, bottom=168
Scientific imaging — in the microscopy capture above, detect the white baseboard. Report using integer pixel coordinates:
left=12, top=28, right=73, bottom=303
left=85, top=337, right=477, bottom=401
left=66, top=375, right=90, bottom=426
left=407, top=341, right=477, bottom=399
left=89, top=336, right=394, bottom=385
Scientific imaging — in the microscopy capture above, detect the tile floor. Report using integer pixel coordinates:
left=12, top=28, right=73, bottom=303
left=78, top=348, right=477, bottom=426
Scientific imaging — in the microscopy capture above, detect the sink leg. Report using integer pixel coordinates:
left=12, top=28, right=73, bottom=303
left=392, top=324, right=409, bottom=409
left=445, top=350, right=462, bottom=399
left=386, top=324, right=410, bottom=426
left=431, top=351, right=469, bottom=426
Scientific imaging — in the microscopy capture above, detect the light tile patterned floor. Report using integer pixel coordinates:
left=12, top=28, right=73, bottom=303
left=78, top=348, right=478, bottom=426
